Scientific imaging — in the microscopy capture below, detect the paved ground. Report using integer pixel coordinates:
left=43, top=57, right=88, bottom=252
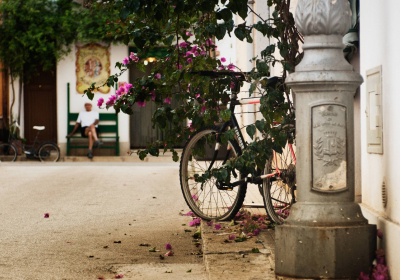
left=201, top=221, right=276, bottom=280
left=0, top=162, right=206, bottom=280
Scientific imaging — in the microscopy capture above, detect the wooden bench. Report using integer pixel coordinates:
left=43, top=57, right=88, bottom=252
left=66, top=83, right=119, bottom=156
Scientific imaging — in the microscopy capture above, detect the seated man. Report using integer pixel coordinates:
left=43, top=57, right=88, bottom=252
left=67, top=102, right=103, bottom=158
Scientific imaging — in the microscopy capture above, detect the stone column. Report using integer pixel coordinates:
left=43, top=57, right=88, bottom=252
left=275, top=0, right=376, bottom=278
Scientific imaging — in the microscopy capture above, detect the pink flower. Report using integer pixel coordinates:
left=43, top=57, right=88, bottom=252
left=175, top=63, right=183, bottom=69
left=192, top=194, right=198, bottom=201
left=184, top=211, right=194, bottom=216
left=200, top=50, right=206, bottom=56
left=194, top=51, right=200, bottom=56
left=191, top=46, right=198, bottom=53
left=137, top=100, right=146, bottom=107
left=164, top=251, right=174, bottom=256
left=122, top=57, right=130, bottom=65
left=205, top=38, right=214, bottom=46
left=165, top=57, right=170, bottom=61
left=44, top=213, right=49, bottom=218
left=358, top=272, right=370, bottom=280
left=214, top=224, right=221, bottom=230
left=227, top=63, right=235, bottom=71
left=184, top=51, right=193, bottom=57
left=219, top=66, right=225, bottom=70
left=195, top=94, right=200, bottom=98
left=201, top=106, right=206, bottom=113
left=164, top=97, right=171, bottom=104
left=186, top=31, right=193, bottom=36
left=377, top=229, right=383, bottom=239
left=230, top=82, right=235, bottom=89
left=207, top=221, right=213, bottom=226
left=187, top=58, right=193, bottom=64
left=189, top=218, right=201, bottom=227
left=149, top=91, right=156, bottom=101
left=220, top=57, right=226, bottom=63
left=155, top=73, right=161, bottom=79
left=124, top=83, right=133, bottom=91
left=106, top=95, right=117, bottom=106
left=116, top=87, right=125, bottom=95
left=115, top=274, right=124, bottom=279
left=165, top=243, right=172, bottom=250
left=228, top=234, right=236, bottom=240
left=179, top=42, right=190, bottom=48
left=129, top=52, right=139, bottom=62
left=97, top=98, right=104, bottom=107
left=253, top=229, right=260, bottom=236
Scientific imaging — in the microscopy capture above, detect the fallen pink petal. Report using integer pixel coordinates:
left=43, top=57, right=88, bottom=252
left=192, top=194, right=198, bottom=201
left=207, top=221, right=213, bottom=226
left=44, top=213, right=49, bottom=218
left=228, top=234, right=236, bottom=240
left=214, top=224, right=221, bottom=230
left=115, top=274, right=124, bottom=279
left=164, top=250, right=174, bottom=256
left=165, top=243, right=172, bottom=250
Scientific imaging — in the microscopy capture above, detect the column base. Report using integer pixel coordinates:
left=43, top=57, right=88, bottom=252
left=275, top=224, right=376, bottom=279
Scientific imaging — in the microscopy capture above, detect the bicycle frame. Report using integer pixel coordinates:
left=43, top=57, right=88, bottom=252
left=195, top=72, right=295, bottom=188
left=9, top=123, right=43, bottom=157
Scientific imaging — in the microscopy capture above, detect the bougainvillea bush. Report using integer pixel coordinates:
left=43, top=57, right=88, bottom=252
left=85, top=0, right=302, bottom=183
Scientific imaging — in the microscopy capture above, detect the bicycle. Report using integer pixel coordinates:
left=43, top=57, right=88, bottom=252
left=179, top=71, right=296, bottom=223
left=0, top=122, right=60, bottom=162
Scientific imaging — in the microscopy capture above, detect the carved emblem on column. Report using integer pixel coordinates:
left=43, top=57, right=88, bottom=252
left=312, top=104, right=347, bottom=192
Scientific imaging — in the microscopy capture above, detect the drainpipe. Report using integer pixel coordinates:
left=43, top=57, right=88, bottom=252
left=274, top=0, right=376, bottom=278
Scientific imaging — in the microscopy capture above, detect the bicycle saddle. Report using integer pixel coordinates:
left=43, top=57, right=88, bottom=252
left=33, top=126, right=45, bottom=130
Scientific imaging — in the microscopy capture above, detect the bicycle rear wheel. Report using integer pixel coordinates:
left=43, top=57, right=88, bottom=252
left=0, top=143, right=17, bottom=162
left=180, top=126, right=247, bottom=221
left=38, top=142, right=60, bottom=162
left=263, top=142, right=296, bottom=224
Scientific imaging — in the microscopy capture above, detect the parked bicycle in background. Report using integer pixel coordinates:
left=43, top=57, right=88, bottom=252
left=0, top=122, right=60, bottom=162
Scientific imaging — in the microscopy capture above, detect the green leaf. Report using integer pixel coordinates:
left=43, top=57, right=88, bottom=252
left=255, top=120, right=265, bottom=133
left=134, top=36, right=146, bottom=49
left=221, top=109, right=231, bottom=121
left=256, top=61, right=268, bottom=74
left=226, top=20, right=234, bottom=32
left=120, top=7, right=130, bottom=20
left=184, top=72, right=191, bottom=83
left=149, top=247, right=156, bottom=252
left=246, top=125, right=256, bottom=140
left=206, top=23, right=216, bottom=33
left=172, top=151, right=179, bottom=162
left=215, top=24, right=227, bottom=40
left=218, top=8, right=233, bottom=22
left=234, top=26, right=246, bottom=41
left=249, top=82, right=256, bottom=96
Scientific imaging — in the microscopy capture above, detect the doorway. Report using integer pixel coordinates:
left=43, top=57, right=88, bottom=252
left=129, top=61, right=185, bottom=149
left=24, top=69, right=57, bottom=145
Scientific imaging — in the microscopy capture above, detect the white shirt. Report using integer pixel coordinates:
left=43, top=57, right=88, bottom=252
left=77, top=111, right=99, bottom=127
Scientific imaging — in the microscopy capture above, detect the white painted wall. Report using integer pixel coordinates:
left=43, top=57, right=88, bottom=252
left=359, top=0, right=400, bottom=276
left=57, top=44, right=130, bottom=155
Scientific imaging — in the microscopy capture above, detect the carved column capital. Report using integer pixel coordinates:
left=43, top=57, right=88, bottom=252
left=295, top=0, right=352, bottom=37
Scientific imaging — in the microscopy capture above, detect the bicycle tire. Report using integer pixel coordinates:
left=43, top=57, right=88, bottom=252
left=262, top=142, right=296, bottom=224
left=180, top=126, right=247, bottom=221
left=0, top=143, right=17, bottom=162
left=38, top=142, right=60, bottom=162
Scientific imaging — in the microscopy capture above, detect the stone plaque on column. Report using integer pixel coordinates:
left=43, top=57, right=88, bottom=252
left=312, top=103, right=347, bottom=192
